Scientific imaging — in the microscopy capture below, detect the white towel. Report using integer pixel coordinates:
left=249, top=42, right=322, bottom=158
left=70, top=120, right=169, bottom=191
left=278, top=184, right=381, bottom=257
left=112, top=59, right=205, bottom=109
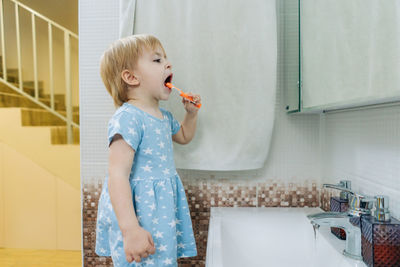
left=127, top=0, right=277, bottom=170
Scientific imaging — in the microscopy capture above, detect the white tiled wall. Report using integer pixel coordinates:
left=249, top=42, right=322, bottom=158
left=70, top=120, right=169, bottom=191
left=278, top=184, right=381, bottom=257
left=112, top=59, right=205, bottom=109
left=321, top=105, right=400, bottom=219
left=80, top=1, right=400, bottom=221
left=79, top=0, right=119, bottom=183
left=79, top=0, right=322, bottom=186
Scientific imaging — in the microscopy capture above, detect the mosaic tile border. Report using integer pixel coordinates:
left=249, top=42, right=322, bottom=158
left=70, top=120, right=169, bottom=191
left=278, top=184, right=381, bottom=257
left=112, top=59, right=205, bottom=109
left=82, top=178, right=322, bottom=267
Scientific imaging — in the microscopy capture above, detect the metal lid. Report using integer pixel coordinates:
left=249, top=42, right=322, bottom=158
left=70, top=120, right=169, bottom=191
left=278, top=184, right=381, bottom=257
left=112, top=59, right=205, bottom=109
left=374, top=195, right=390, bottom=222
left=339, top=180, right=351, bottom=200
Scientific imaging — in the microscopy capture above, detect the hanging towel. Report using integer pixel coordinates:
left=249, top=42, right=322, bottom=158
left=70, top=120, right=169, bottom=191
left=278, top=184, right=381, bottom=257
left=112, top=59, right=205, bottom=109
left=124, top=0, right=277, bottom=170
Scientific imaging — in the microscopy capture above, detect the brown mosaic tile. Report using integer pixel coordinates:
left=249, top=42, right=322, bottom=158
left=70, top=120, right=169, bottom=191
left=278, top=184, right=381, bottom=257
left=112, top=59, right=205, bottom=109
left=320, top=187, right=339, bottom=212
left=257, top=180, right=319, bottom=208
left=82, top=180, right=113, bottom=267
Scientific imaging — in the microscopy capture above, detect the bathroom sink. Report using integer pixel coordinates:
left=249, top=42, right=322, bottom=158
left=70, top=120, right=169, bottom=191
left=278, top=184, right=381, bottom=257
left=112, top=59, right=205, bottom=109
left=206, top=207, right=367, bottom=267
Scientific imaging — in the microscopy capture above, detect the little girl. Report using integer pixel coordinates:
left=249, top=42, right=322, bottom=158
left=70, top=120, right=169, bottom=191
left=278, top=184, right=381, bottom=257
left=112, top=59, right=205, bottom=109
left=95, top=34, right=200, bottom=266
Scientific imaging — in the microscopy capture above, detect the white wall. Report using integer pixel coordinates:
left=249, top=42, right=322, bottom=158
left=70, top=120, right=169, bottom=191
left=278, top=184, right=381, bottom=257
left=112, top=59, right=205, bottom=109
left=0, top=142, right=81, bottom=250
left=321, top=105, right=400, bottom=219
left=79, top=0, right=120, bottom=184
left=79, top=0, right=322, bottom=187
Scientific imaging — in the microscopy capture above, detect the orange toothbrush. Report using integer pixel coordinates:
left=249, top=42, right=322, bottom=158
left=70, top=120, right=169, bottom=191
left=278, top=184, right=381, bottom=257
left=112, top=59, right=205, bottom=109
left=165, top=83, right=202, bottom=108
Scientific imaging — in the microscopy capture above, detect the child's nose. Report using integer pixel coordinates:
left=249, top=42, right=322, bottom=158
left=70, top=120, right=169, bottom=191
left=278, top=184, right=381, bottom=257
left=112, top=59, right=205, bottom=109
left=165, top=61, right=172, bottom=69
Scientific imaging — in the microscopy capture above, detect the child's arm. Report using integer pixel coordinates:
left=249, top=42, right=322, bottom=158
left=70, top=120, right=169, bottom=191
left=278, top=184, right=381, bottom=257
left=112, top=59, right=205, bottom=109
left=173, top=93, right=201, bottom=144
left=108, top=135, right=155, bottom=263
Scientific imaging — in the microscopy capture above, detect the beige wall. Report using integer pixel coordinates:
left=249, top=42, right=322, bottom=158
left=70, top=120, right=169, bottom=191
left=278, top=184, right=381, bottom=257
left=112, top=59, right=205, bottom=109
left=0, top=142, right=81, bottom=250
left=1, top=0, right=79, bottom=106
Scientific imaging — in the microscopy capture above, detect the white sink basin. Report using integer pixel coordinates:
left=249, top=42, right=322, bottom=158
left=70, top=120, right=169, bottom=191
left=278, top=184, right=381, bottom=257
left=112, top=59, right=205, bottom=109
left=206, top=207, right=367, bottom=267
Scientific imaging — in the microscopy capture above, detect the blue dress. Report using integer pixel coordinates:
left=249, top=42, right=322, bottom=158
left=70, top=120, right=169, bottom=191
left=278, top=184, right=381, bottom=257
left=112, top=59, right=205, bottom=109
left=95, top=102, right=197, bottom=266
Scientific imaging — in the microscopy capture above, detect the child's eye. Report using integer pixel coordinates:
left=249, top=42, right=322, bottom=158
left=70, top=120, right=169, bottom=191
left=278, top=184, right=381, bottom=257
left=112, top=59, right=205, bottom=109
left=154, top=59, right=161, bottom=63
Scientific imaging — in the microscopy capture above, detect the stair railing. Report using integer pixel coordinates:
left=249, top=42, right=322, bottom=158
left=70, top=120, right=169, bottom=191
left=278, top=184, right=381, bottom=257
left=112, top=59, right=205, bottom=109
left=0, top=0, right=79, bottom=144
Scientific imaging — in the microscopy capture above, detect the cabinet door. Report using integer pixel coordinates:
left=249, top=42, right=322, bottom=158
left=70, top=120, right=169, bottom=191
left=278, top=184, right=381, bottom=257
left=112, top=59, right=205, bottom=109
left=282, top=0, right=301, bottom=113
left=300, top=0, right=400, bottom=112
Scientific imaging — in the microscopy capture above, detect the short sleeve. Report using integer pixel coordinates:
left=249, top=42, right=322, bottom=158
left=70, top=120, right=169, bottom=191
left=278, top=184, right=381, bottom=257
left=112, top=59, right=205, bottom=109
left=108, top=111, right=142, bottom=151
left=164, top=110, right=181, bottom=135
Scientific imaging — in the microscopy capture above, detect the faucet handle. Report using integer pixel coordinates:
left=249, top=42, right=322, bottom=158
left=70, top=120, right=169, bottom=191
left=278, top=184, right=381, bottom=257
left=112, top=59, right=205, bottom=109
left=374, top=195, right=391, bottom=222
left=339, top=180, right=351, bottom=189
left=323, top=180, right=352, bottom=200
left=339, top=180, right=351, bottom=200
left=347, top=193, right=375, bottom=217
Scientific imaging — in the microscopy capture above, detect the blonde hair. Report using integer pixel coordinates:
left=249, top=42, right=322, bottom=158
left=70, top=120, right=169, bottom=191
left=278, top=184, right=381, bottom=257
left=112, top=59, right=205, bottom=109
left=100, top=34, right=166, bottom=107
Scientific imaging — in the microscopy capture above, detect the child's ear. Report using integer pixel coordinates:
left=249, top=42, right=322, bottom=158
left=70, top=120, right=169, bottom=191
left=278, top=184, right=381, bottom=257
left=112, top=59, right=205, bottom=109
left=121, top=69, right=140, bottom=86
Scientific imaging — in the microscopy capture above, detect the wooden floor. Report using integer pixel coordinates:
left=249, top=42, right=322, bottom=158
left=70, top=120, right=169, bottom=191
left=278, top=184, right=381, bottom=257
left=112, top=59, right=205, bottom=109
left=0, top=248, right=82, bottom=267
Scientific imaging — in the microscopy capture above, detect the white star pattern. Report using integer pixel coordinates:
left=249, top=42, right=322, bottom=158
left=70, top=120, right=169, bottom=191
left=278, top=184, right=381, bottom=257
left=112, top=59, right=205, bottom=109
left=160, top=155, right=167, bottom=161
left=149, top=203, right=156, bottom=211
left=128, top=127, right=136, bottom=135
left=163, top=258, right=173, bottom=265
left=176, top=230, right=183, bottom=236
left=116, top=233, right=123, bottom=242
left=177, top=243, right=186, bottom=249
left=141, top=165, right=152, bottom=172
left=154, top=231, right=163, bottom=238
left=158, top=141, right=165, bottom=149
left=159, top=244, right=168, bottom=251
left=112, top=249, right=121, bottom=259
left=144, top=258, right=154, bottom=265
left=162, top=168, right=170, bottom=175
left=155, top=128, right=161, bottom=134
left=111, top=118, right=120, bottom=129
left=168, top=220, right=176, bottom=228
left=135, top=195, right=141, bottom=203
left=143, top=148, right=153, bottom=155
left=146, top=189, right=155, bottom=197
left=152, top=218, right=159, bottom=224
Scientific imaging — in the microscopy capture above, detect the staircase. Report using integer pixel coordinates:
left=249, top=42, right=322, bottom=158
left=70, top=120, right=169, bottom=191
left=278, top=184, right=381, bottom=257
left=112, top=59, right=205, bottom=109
left=0, top=55, right=80, bottom=144
left=0, top=0, right=80, bottom=250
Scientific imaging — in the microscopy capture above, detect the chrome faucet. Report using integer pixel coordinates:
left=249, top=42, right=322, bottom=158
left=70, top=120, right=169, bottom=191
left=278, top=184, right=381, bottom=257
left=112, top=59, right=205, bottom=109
left=323, top=180, right=352, bottom=200
left=307, top=180, right=376, bottom=260
left=323, top=180, right=375, bottom=216
left=307, top=212, right=362, bottom=260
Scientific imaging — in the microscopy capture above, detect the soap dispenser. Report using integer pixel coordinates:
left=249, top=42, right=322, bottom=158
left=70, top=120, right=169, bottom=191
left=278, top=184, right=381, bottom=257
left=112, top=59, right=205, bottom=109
left=361, top=196, right=400, bottom=267
left=329, top=180, right=351, bottom=240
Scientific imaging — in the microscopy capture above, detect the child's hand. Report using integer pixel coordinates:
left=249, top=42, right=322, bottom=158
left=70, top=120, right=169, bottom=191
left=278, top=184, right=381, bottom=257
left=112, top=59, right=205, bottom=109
left=123, top=226, right=156, bottom=263
left=182, top=93, right=201, bottom=113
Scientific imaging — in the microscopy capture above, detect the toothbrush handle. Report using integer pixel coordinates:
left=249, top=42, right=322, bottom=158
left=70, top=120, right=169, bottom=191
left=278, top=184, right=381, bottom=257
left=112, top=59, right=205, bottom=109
left=166, top=83, right=201, bottom=108
left=179, top=92, right=202, bottom=108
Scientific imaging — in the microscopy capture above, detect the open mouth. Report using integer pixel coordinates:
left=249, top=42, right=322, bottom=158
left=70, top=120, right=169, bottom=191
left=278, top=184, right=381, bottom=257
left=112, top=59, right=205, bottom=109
left=164, top=74, right=173, bottom=85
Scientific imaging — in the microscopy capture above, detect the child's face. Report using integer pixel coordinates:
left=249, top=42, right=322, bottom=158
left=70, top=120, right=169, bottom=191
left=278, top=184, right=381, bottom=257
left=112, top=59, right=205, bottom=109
left=134, top=46, right=173, bottom=101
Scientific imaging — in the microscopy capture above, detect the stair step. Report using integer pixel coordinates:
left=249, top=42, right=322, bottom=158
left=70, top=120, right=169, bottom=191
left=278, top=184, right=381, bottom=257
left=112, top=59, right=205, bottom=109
left=0, top=67, right=46, bottom=96
left=0, top=83, right=79, bottom=112
left=20, top=108, right=79, bottom=126
left=0, top=82, right=44, bottom=97
left=0, top=87, right=66, bottom=111
left=51, top=126, right=80, bottom=144
left=0, top=92, right=51, bottom=109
